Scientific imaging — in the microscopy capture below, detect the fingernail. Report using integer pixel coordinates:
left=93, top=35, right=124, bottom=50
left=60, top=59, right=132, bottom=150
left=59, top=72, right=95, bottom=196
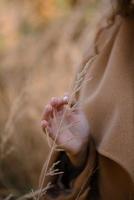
left=46, top=105, right=52, bottom=111
left=41, top=120, right=47, bottom=127
left=63, top=96, right=69, bottom=102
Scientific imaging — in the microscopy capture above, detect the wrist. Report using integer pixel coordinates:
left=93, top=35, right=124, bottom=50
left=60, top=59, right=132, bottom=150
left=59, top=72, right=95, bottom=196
left=67, top=144, right=88, bottom=169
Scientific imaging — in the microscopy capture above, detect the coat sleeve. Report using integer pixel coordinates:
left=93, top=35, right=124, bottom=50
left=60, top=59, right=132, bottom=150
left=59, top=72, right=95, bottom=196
left=43, top=139, right=98, bottom=200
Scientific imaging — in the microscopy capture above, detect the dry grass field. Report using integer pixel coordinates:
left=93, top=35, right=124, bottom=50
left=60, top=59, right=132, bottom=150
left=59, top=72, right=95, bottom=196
left=0, top=0, right=100, bottom=198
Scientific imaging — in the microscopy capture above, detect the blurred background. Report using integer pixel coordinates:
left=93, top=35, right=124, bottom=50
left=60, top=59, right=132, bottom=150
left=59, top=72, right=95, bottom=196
left=0, top=0, right=102, bottom=198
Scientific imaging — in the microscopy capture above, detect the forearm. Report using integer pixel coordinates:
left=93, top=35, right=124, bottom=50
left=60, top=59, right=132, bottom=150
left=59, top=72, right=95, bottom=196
left=66, top=144, right=88, bottom=168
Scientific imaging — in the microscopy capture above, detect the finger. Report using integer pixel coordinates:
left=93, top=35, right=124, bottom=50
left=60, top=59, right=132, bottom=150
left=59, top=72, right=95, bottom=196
left=41, top=120, right=49, bottom=133
left=41, top=120, right=55, bottom=138
left=41, top=120, right=49, bottom=127
left=45, top=126, right=56, bottom=141
left=63, top=92, right=70, bottom=102
left=57, top=97, right=69, bottom=111
left=63, top=95, right=69, bottom=104
left=50, top=97, right=68, bottom=110
left=50, top=97, right=59, bottom=107
left=63, top=93, right=76, bottom=107
left=42, top=104, right=53, bottom=120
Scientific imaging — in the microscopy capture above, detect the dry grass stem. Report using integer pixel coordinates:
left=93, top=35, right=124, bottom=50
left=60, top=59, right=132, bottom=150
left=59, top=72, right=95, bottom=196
left=17, top=182, right=52, bottom=200
left=45, top=128, right=52, bottom=148
left=0, top=79, right=30, bottom=159
left=46, top=161, right=64, bottom=176
left=4, top=194, right=14, bottom=200
left=1, top=90, right=26, bottom=154
left=70, top=55, right=97, bottom=102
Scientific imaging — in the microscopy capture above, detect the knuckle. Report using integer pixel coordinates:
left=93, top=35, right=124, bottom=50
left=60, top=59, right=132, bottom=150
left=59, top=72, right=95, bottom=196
left=51, top=97, right=58, bottom=105
left=51, top=97, right=57, bottom=102
left=46, top=104, right=52, bottom=110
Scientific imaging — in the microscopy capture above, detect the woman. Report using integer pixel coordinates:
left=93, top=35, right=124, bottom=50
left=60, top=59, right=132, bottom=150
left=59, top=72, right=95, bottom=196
left=41, top=0, right=134, bottom=199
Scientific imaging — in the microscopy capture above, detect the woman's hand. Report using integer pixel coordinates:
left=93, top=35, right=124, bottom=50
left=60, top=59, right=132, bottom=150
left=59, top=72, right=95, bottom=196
left=41, top=95, right=90, bottom=167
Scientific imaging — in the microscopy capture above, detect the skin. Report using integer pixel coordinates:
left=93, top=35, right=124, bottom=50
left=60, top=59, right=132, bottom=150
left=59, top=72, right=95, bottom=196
left=41, top=95, right=90, bottom=168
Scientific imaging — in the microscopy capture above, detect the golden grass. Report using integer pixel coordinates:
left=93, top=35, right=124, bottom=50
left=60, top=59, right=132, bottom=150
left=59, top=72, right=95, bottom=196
left=0, top=0, right=100, bottom=199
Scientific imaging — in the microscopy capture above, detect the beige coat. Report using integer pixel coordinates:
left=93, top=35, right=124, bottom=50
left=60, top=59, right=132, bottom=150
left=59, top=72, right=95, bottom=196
left=44, top=14, right=134, bottom=200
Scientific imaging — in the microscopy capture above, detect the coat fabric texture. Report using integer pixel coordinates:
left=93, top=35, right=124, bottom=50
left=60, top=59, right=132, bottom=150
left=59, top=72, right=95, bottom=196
left=43, top=14, right=134, bottom=200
